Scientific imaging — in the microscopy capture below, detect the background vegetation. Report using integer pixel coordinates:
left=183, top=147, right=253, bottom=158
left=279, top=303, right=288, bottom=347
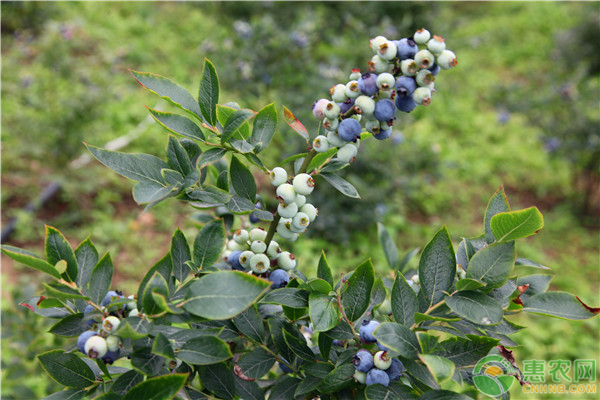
left=1, top=2, right=598, bottom=399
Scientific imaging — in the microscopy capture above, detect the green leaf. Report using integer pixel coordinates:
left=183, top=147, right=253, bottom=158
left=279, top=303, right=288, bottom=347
left=74, top=239, right=98, bottom=294
left=38, top=350, right=96, bottom=389
left=197, top=363, right=236, bottom=400
left=342, top=259, right=375, bottom=322
left=221, top=109, right=255, bottom=144
left=111, top=370, right=144, bottom=396
left=217, top=105, right=250, bottom=139
left=298, top=278, right=332, bottom=295
left=233, top=376, right=264, bottom=400
left=230, top=140, right=254, bottom=153
left=198, top=59, right=219, bottom=126
left=277, top=153, right=307, bottom=168
left=378, top=223, right=399, bottom=270
left=122, top=373, right=187, bottom=400
left=184, top=271, right=271, bottom=319
left=491, top=206, right=544, bottom=242
left=250, top=103, right=277, bottom=152
left=232, top=305, right=265, bottom=343
left=45, top=226, right=78, bottom=283
left=197, top=148, right=227, bottom=169
left=414, top=313, right=460, bottom=324
left=523, top=292, right=600, bottom=320
left=42, top=388, right=87, bottom=400
left=282, top=106, right=309, bottom=142
left=137, top=252, right=172, bottom=310
left=148, top=108, right=205, bottom=141
left=445, top=291, right=504, bottom=325
left=114, top=317, right=150, bottom=340
left=262, top=288, right=309, bottom=308
left=166, top=136, right=193, bottom=176
left=317, top=363, right=355, bottom=394
left=455, top=278, right=486, bottom=291
left=142, top=272, right=169, bottom=316
left=48, top=314, right=88, bottom=337
left=1, top=245, right=61, bottom=279
left=270, top=375, right=302, bottom=399
left=132, top=181, right=173, bottom=205
left=86, top=144, right=168, bottom=185
left=283, top=330, right=316, bottom=362
left=306, top=147, right=338, bottom=173
left=193, top=219, right=226, bottom=270
left=418, top=354, right=455, bottom=384
left=131, top=70, right=202, bottom=120
left=418, top=390, right=473, bottom=400
left=44, top=282, right=87, bottom=300
left=484, top=186, right=510, bottom=243
left=373, top=322, right=421, bottom=359
left=304, top=362, right=335, bottom=377
left=295, top=374, right=322, bottom=397
left=364, top=382, right=419, bottom=400
left=320, top=172, right=360, bottom=198
left=367, top=278, right=387, bottom=314
left=176, top=336, right=232, bottom=365
left=251, top=209, right=274, bottom=221
left=515, top=257, right=550, bottom=270
left=434, top=335, right=499, bottom=368
left=465, top=241, right=515, bottom=288
left=171, top=228, right=191, bottom=283
left=398, top=247, right=420, bottom=273
left=88, top=253, right=113, bottom=305
left=229, top=155, right=257, bottom=202
left=392, top=272, right=418, bottom=326
left=309, top=292, right=340, bottom=332
left=130, top=347, right=164, bottom=376
left=189, top=186, right=232, bottom=208
left=152, top=332, right=176, bottom=360
left=317, top=251, right=334, bottom=287
left=226, top=196, right=255, bottom=214
left=418, top=226, right=456, bottom=307
left=237, top=348, right=276, bottom=379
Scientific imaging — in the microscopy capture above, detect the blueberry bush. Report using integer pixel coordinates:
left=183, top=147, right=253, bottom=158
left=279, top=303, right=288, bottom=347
left=2, top=29, right=599, bottom=400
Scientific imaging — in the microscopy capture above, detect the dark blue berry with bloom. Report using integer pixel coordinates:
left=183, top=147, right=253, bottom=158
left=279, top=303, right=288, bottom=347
left=358, top=73, right=379, bottom=96
left=394, top=38, right=418, bottom=60
left=373, top=99, right=396, bottom=122
left=338, top=118, right=362, bottom=142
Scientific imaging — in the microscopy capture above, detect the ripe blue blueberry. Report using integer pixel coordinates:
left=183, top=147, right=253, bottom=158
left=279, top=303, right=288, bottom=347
left=102, top=349, right=121, bottom=364
left=337, top=118, right=362, bottom=142
left=279, top=361, right=292, bottom=374
left=101, top=290, right=120, bottom=307
left=394, top=38, right=418, bottom=60
left=77, top=331, right=97, bottom=354
left=269, top=269, right=289, bottom=289
left=386, top=358, right=405, bottom=380
left=395, top=76, right=417, bottom=97
left=377, top=340, right=390, bottom=352
left=249, top=202, right=262, bottom=224
left=366, top=368, right=390, bottom=387
left=373, top=99, right=396, bottom=122
left=428, top=63, right=441, bottom=76
left=357, top=73, right=379, bottom=96
left=338, top=98, right=355, bottom=114
left=373, top=128, right=392, bottom=141
left=353, top=349, right=374, bottom=372
left=228, top=250, right=244, bottom=270
left=395, top=94, right=417, bottom=113
left=359, top=320, right=380, bottom=343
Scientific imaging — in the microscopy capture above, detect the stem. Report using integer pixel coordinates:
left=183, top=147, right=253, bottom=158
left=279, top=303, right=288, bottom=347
left=336, top=290, right=361, bottom=344
left=409, top=298, right=447, bottom=330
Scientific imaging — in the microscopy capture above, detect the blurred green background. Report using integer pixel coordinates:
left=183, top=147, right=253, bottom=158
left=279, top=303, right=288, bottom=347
left=1, top=2, right=598, bottom=399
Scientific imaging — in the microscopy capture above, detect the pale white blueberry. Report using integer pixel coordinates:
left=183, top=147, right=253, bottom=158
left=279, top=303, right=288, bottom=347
left=370, top=36, right=387, bottom=54
left=313, top=135, right=330, bottom=153
left=300, top=203, right=318, bottom=222
left=233, top=229, right=249, bottom=244
left=369, top=55, right=388, bottom=74
left=416, top=69, right=434, bottom=87
left=106, top=335, right=121, bottom=352
left=251, top=240, right=267, bottom=254
left=102, top=316, right=120, bottom=333
left=294, top=194, right=307, bottom=208
left=414, top=28, right=431, bottom=44
left=326, top=131, right=346, bottom=148
left=227, top=239, right=248, bottom=251
left=278, top=251, right=297, bottom=270
left=276, top=183, right=297, bottom=204
left=412, top=87, right=432, bottom=106
left=355, top=370, right=367, bottom=384
left=250, top=253, right=270, bottom=274
left=330, top=84, right=347, bottom=103
left=345, top=80, right=360, bottom=99
left=400, top=59, right=418, bottom=76
left=337, top=143, right=358, bottom=163
left=376, top=73, right=395, bottom=91
left=323, top=101, right=340, bottom=120
left=292, top=173, right=315, bottom=196
left=292, top=212, right=310, bottom=231
left=377, top=40, right=397, bottom=61
left=322, top=117, right=339, bottom=131
left=277, top=202, right=298, bottom=218
left=436, top=50, right=457, bottom=70
left=354, top=95, right=375, bottom=117
left=426, top=35, right=446, bottom=55
left=414, top=49, right=435, bottom=69
left=249, top=228, right=267, bottom=242
left=270, top=167, right=288, bottom=186
left=239, top=250, right=255, bottom=268
left=267, top=241, right=282, bottom=259
left=85, top=336, right=108, bottom=359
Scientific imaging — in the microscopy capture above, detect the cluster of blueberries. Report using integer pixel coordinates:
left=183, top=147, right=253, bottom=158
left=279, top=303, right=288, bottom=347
left=355, top=320, right=405, bottom=387
left=311, top=28, right=457, bottom=155
left=77, top=291, right=137, bottom=364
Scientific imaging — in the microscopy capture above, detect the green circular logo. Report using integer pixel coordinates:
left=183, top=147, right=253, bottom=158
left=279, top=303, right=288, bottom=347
left=473, top=355, right=516, bottom=397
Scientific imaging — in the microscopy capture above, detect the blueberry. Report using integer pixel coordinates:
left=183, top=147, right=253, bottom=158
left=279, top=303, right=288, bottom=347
left=355, top=370, right=367, bottom=384
left=359, top=320, right=380, bottom=343
left=249, top=213, right=260, bottom=223
left=436, top=50, right=458, bottom=70
left=377, top=340, right=390, bottom=352
left=385, top=359, right=404, bottom=380
left=333, top=339, right=344, bottom=347
left=373, top=99, right=396, bottom=122
left=395, top=95, right=417, bottom=113
left=374, top=351, right=392, bottom=370
left=278, top=251, right=296, bottom=271
left=292, top=173, right=315, bottom=196
left=357, top=73, right=379, bottom=96
left=233, top=229, right=249, bottom=244
left=101, top=348, right=121, bottom=364
left=366, top=368, right=390, bottom=386
left=101, top=291, right=120, bottom=307
left=394, top=38, right=418, bottom=60
left=373, top=129, right=392, bottom=141
left=337, top=118, right=362, bottom=142
left=270, top=167, right=288, bottom=187
left=312, top=98, right=329, bottom=120
left=228, top=250, right=244, bottom=270
left=353, top=349, right=374, bottom=372
left=330, top=84, right=347, bottom=103
left=77, top=331, right=97, bottom=354
left=279, top=360, right=292, bottom=373
left=102, top=316, right=121, bottom=333
left=84, top=335, right=108, bottom=359
left=413, top=28, right=431, bottom=45
left=338, top=98, right=355, bottom=114
left=250, top=253, right=270, bottom=274
left=276, top=183, right=297, bottom=204
left=395, top=76, right=417, bottom=97
left=269, top=269, right=289, bottom=289
left=428, top=63, right=441, bottom=76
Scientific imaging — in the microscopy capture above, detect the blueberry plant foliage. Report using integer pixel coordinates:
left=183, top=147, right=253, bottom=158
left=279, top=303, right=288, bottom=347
left=3, top=30, right=599, bottom=400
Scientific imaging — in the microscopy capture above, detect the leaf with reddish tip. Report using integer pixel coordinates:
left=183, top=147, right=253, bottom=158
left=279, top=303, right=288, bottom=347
left=283, top=106, right=309, bottom=142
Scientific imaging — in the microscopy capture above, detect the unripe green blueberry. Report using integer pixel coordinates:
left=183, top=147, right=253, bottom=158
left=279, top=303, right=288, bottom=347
left=250, top=240, right=267, bottom=254
left=330, top=84, right=347, bottom=103
left=278, top=251, right=297, bottom=271
left=292, top=212, right=310, bottom=231
left=300, top=203, right=318, bottom=222
left=354, top=95, right=375, bottom=117
left=400, top=59, right=419, bottom=76
left=250, top=253, right=270, bottom=273
left=370, top=35, right=387, bottom=54
left=294, top=194, right=307, bottom=208
left=459, top=269, right=466, bottom=279
left=276, top=223, right=299, bottom=241
left=436, top=49, right=457, bottom=69
left=355, top=370, right=367, bottom=384
left=267, top=241, right=282, bottom=259
left=270, top=167, right=288, bottom=186
left=277, top=201, right=298, bottom=218
left=292, top=173, right=315, bottom=196
left=368, top=55, right=389, bottom=74
left=126, top=295, right=136, bottom=310
left=106, top=335, right=121, bottom=352
left=426, top=35, right=446, bottom=56
left=377, top=298, right=392, bottom=315
left=233, top=229, right=249, bottom=244
left=377, top=40, right=397, bottom=61
left=366, top=120, right=381, bottom=135
left=412, top=87, right=432, bottom=106
left=102, top=316, right=120, bottom=333
left=414, top=49, right=435, bottom=69
left=322, top=118, right=339, bottom=131
left=376, top=73, right=395, bottom=91
left=374, top=351, right=392, bottom=370
left=345, top=81, right=360, bottom=99
left=128, top=308, right=139, bottom=317
left=337, top=143, right=358, bottom=163
left=349, top=68, right=362, bottom=81
left=313, top=135, right=330, bottom=153
left=414, top=28, right=431, bottom=44
left=323, top=101, right=340, bottom=120
left=249, top=228, right=267, bottom=242
left=326, top=131, right=346, bottom=148
left=378, top=89, right=393, bottom=100
left=411, top=274, right=420, bottom=284
left=276, top=183, right=297, bottom=204
left=239, top=250, right=255, bottom=268
left=227, top=239, right=248, bottom=251
left=416, top=69, right=435, bottom=87
left=85, top=336, right=108, bottom=359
